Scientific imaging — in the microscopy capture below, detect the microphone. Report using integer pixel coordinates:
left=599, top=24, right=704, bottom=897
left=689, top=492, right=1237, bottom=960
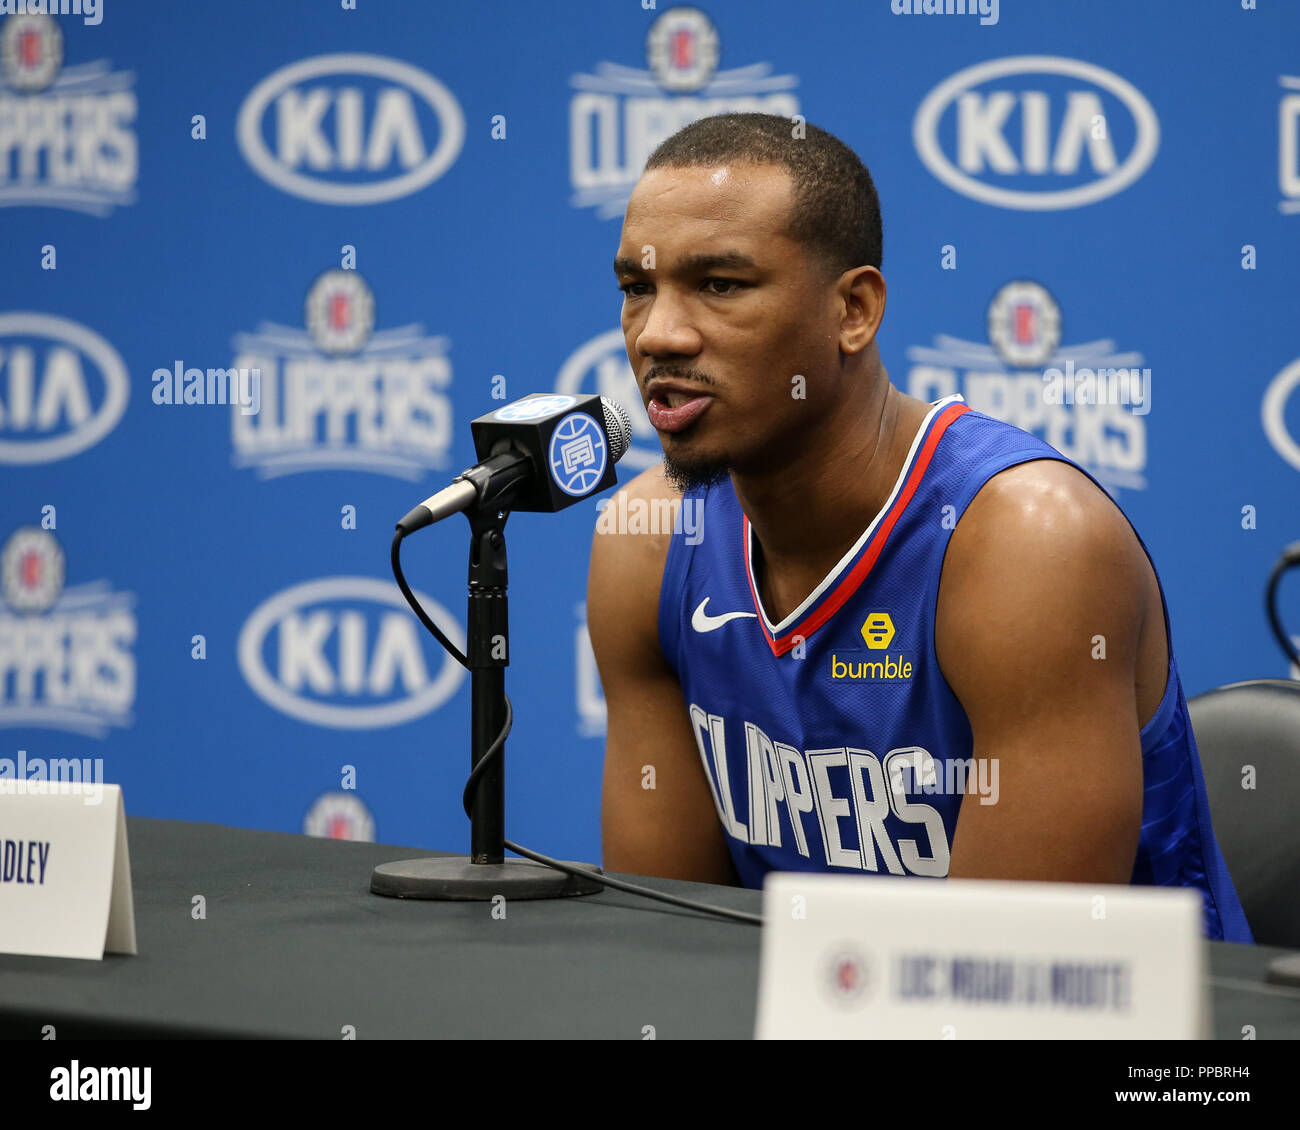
left=397, top=393, right=633, bottom=534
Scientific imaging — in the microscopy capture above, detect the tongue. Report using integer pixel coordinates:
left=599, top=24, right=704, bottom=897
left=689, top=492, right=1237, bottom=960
left=648, top=393, right=710, bottom=433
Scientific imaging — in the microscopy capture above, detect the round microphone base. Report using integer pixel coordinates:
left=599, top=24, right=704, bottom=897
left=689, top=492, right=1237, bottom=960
left=370, top=855, right=604, bottom=900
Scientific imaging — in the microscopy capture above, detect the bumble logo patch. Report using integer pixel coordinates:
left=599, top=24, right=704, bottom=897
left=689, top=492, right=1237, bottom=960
left=830, top=612, right=914, bottom=683
left=861, top=612, right=895, bottom=650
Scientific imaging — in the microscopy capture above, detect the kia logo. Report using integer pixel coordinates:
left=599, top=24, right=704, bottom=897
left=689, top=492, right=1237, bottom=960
left=236, top=53, right=465, bottom=205
left=0, top=312, right=129, bottom=464
left=913, top=55, right=1160, bottom=210
left=238, top=577, right=466, bottom=728
left=1263, top=357, right=1300, bottom=473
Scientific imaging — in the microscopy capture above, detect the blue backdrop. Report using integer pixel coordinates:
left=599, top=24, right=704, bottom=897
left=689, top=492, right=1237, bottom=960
left=1, top=0, right=1297, bottom=863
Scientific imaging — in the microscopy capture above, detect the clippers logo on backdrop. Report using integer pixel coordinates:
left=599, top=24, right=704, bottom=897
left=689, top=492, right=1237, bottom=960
left=236, top=53, right=464, bottom=204
left=0, top=528, right=136, bottom=737
left=1263, top=355, right=1300, bottom=475
left=237, top=577, right=466, bottom=729
left=304, top=791, right=375, bottom=842
left=0, top=14, right=137, bottom=214
left=906, top=281, right=1149, bottom=494
left=914, top=55, right=1159, bottom=210
left=230, top=270, right=453, bottom=479
left=569, top=6, right=801, bottom=220
left=0, top=311, right=128, bottom=464
left=1280, top=75, right=1300, bottom=215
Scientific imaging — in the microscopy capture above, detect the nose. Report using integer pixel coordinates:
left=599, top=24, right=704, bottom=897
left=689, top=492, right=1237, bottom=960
left=631, top=288, right=702, bottom=360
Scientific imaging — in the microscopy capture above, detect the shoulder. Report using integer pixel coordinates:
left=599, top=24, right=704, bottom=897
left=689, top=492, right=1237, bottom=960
left=935, top=458, right=1152, bottom=709
left=934, top=458, right=1153, bottom=882
left=586, top=462, right=685, bottom=659
left=949, top=458, right=1142, bottom=578
left=591, top=460, right=685, bottom=565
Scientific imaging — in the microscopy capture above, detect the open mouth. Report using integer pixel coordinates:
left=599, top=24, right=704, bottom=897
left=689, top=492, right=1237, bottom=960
left=650, top=386, right=711, bottom=406
left=647, top=390, right=713, bottom=434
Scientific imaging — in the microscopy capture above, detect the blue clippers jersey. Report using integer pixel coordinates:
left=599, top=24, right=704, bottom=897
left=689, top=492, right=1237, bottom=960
left=658, top=394, right=1253, bottom=943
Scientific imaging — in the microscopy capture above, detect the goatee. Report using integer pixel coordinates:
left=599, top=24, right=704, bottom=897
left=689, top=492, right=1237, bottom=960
left=661, top=451, right=730, bottom=493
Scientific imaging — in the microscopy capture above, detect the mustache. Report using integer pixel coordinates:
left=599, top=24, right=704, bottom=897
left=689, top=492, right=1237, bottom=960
left=644, top=367, right=716, bottom=387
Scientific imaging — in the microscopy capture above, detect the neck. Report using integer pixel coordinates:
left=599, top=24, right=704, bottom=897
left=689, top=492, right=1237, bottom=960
left=734, top=374, right=929, bottom=621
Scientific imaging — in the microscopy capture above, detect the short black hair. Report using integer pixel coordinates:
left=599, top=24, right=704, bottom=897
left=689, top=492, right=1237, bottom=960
left=642, top=112, right=882, bottom=281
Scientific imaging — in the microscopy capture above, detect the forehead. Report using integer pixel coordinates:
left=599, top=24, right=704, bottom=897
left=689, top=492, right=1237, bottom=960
left=620, top=163, right=795, bottom=247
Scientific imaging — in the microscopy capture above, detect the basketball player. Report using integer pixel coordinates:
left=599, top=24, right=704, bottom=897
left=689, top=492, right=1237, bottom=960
left=587, top=113, right=1252, bottom=943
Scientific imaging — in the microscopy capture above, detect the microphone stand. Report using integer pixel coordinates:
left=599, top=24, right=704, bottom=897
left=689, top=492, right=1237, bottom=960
left=371, top=491, right=603, bottom=900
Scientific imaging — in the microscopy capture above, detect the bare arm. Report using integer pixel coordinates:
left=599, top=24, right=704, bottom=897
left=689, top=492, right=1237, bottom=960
left=936, top=460, right=1146, bottom=884
left=588, top=464, right=740, bottom=885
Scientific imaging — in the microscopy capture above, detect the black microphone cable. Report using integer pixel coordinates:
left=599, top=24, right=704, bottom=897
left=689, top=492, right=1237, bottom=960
left=391, top=527, right=763, bottom=927
left=1266, top=541, right=1300, bottom=671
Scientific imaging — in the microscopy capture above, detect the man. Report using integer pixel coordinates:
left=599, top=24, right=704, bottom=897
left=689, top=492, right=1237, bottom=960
left=587, top=113, right=1252, bottom=943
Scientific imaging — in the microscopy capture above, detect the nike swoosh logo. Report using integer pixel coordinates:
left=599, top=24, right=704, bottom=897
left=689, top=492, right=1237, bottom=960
left=691, top=597, right=758, bottom=633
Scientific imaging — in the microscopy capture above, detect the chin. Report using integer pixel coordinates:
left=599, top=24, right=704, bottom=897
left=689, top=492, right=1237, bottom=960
left=661, top=447, right=731, bottom=493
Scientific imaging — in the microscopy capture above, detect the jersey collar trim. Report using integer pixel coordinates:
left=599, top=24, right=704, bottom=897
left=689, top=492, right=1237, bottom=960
left=743, top=395, right=970, bottom=657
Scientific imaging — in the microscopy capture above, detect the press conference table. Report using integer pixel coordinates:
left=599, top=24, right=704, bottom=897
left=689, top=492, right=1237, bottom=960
left=0, top=817, right=1297, bottom=1039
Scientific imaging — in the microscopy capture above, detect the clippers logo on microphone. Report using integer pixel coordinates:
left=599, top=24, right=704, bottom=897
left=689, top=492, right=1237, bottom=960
left=468, top=393, right=623, bottom=513
left=549, top=413, right=607, bottom=497
left=229, top=269, right=453, bottom=480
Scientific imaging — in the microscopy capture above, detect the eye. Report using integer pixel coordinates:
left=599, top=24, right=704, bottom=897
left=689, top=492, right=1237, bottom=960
left=702, top=277, right=748, bottom=295
left=619, top=282, right=651, bottom=297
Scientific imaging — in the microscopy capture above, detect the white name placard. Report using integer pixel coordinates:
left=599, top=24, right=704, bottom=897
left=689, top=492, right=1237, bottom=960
left=756, top=874, right=1207, bottom=1039
left=0, top=781, right=137, bottom=960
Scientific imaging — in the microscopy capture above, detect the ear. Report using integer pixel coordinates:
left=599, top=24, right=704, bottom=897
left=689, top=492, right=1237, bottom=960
left=838, top=267, right=886, bottom=355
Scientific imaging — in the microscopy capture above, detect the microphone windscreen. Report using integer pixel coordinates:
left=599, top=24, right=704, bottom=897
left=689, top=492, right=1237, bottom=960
left=599, top=396, right=633, bottom=463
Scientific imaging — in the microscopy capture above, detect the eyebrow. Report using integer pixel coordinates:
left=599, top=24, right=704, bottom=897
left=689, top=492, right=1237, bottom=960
left=613, top=250, right=760, bottom=277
